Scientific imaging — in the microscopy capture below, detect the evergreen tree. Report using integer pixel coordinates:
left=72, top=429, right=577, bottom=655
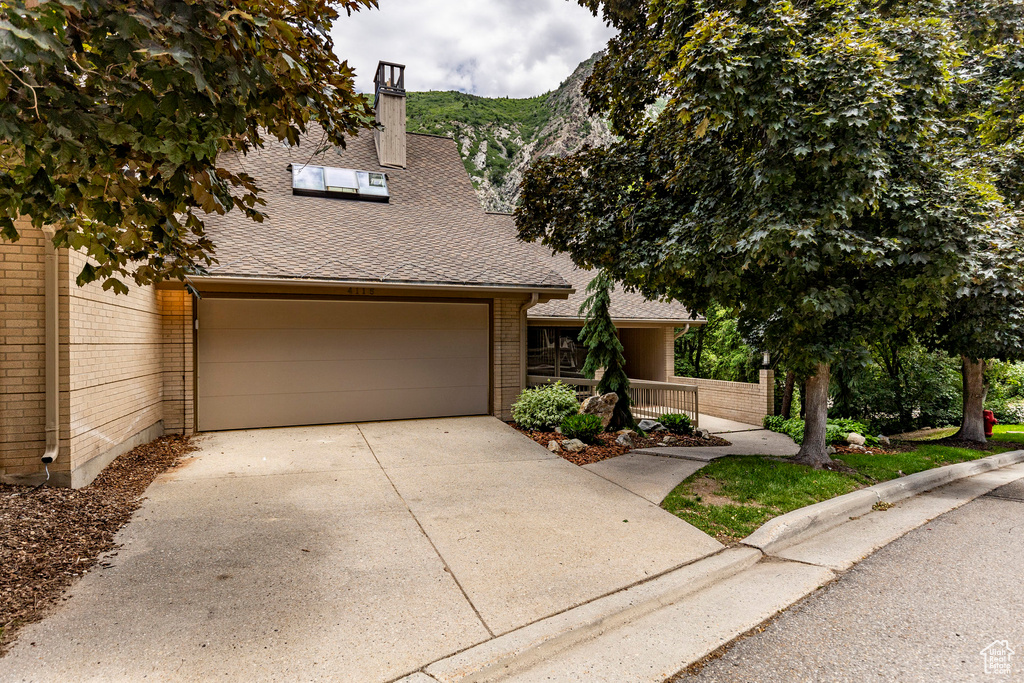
left=578, top=271, right=634, bottom=431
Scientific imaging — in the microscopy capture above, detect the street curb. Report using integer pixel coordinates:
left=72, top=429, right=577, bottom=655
left=743, top=449, right=1024, bottom=553
left=423, top=547, right=762, bottom=683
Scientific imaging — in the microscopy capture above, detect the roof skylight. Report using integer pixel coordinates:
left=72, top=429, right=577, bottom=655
left=289, top=164, right=390, bottom=202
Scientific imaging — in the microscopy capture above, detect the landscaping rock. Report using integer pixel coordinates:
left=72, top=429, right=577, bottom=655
left=827, top=445, right=837, bottom=455
left=638, top=419, right=667, bottom=433
left=560, top=439, right=586, bottom=453
left=846, top=432, right=867, bottom=446
left=548, top=440, right=562, bottom=453
left=847, top=444, right=868, bottom=452
left=695, top=427, right=712, bottom=440
left=662, top=435, right=679, bottom=445
left=877, top=434, right=891, bottom=446
left=580, top=392, right=618, bottom=429
left=615, top=432, right=634, bottom=448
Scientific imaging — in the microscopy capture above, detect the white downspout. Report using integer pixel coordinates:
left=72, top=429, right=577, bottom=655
left=519, top=293, right=540, bottom=391
left=39, top=227, right=59, bottom=469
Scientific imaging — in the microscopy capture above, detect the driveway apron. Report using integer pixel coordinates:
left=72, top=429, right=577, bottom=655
left=2, top=417, right=721, bottom=682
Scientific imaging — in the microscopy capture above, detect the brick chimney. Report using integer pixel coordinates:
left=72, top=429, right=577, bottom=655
left=374, top=61, right=406, bottom=168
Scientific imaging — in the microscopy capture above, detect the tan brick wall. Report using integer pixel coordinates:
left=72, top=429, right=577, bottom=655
left=0, top=220, right=49, bottom=479
left=159, top=289, right=193, bottom=434
left=2, top=222, right=196, bottom=485
left=65, top=251, right=165, bottom=476
left=493, top=296, right=527, bottom=421
left=668, top=371, right=775, bottom=426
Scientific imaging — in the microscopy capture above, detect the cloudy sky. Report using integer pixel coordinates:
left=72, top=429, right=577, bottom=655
left=330, top=0, right=617, bottom=98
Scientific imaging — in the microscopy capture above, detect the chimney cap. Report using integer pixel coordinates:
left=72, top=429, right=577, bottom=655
left=374, top=61, right=406, bottom=103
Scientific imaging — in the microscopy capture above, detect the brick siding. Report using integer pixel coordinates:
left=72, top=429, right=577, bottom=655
left=493, top=296, right=527, bottom=421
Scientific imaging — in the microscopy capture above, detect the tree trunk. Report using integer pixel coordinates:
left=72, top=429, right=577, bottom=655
left=957, top=356, right=987, bottom=443
left=780, top=370, right=796, bottom=419
left=799, top=381, right=807, bottom=418
left=793, top=363, right=833, bottom=468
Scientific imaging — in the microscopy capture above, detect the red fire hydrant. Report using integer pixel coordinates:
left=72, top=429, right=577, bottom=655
left=984, top=410, right=999, bottom=438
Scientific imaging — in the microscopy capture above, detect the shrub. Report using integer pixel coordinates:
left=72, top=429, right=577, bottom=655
left=560, top=414, right=604, bottom=442
left=659, top=413, right=694, bottom=435
left=762, top=416, right=879, bottom=446
left=993, top=402, right=1024, bottom=425
left=511, top=382, right=579, bottom=430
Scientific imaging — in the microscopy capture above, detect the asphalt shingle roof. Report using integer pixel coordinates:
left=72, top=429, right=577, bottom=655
left=510, top=225, right=699, bottom=323
left=201, top=127, right=569, bottom=291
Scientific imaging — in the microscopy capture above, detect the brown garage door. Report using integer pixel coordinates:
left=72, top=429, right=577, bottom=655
left=197, top=298, right=490, bottom=431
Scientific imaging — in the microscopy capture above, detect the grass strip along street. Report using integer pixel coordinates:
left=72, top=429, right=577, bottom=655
left=662, top=425, right=1024, bottom=543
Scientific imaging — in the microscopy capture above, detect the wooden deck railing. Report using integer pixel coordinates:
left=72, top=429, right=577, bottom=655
left=526, top=376, right=699, bottom=429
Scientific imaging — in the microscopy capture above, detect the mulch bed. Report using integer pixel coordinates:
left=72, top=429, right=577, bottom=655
left=509, top=423, right=731, bottom=466
left=0, top=435, right=196, bottom=655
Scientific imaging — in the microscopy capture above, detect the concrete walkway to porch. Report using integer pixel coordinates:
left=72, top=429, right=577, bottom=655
left=1, top=417, right=722, bottom=683
left=585, top=415, right=799, bottom=506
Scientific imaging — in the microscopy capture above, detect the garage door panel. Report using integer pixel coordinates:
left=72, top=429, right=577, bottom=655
left=197, top=299, right=490, bottom=431
left=199, top=385, right=489, bottom=433
left=201, top=299, right=488, bottom=331
left=199, top=328, right=489, bottom=364
left=199, top=355, right=488, bottom=398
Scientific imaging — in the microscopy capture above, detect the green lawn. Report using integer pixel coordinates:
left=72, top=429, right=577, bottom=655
left=993, top=424, right=1024, bottom=444
left=662, top=427, right=1024, bottom=543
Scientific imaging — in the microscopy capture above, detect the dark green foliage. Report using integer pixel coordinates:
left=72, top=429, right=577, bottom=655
left=658, top=413, right=693, bottom=436
left=987, top=361, right=1024, bottom=423
left=511, top=382, right=579, bottom=430
left=763, top=416, right=876, bottom=446
left=517, top=0, right=1021, bottom=464
left=578, top=271, right=633, bottom=431
left=675, top=304, right=760, bottom=382
left=560, top=414, right=604, bottom=443
left=0, top=0, right=377, bottom=292
left=830, top=339, right=963, bottom=434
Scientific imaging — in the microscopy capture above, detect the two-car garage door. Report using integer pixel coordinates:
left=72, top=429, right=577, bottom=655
left=197, top=298, right=490, bottom=431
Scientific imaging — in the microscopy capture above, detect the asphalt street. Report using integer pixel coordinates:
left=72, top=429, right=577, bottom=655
left=672, top=479, right=1024, bottom=682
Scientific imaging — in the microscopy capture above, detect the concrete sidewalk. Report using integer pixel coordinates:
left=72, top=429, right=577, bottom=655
left=0, top=417, right=721, bottom=682
left=416, top=454, right=1023, bottom=683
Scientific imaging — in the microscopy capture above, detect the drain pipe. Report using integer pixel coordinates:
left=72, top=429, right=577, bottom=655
left=519, top=293, right=540, bottom=391
left=39, top=227, right=59, bottom=473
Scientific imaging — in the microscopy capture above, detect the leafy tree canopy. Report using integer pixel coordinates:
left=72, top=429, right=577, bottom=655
left=0, top=0, right=377, bottom=292
left=517, top=0, right=1021, bottom=462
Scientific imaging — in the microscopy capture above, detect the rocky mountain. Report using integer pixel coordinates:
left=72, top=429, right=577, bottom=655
left=405, top=52, right=615, bottom=213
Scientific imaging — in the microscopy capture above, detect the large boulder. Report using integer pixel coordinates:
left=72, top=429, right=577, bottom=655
left=637, top=419, right=667, bottom=433
left=580, top=392, right=618, bottom=429
left=846, top=432, right=866, bottom=446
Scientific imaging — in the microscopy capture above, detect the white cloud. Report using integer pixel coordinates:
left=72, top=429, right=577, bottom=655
left=330, top=0, right=616, bottom=98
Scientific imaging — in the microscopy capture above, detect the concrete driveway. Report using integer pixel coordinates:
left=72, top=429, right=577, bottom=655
left=2, top=417, right=721, bottom=682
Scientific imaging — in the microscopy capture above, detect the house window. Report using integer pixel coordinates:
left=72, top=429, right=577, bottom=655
left=527, top=327, right=588, bottom=378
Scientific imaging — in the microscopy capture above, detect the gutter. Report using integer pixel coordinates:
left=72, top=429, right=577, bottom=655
left=40, top=227, right=59, bottom=470
left=520, top=293, right=540, bottom=391
left=175, top=275, right=573, bottom=298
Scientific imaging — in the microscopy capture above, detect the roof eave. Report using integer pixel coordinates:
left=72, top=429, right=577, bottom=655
left=162, top=275, right=574, bottom=299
